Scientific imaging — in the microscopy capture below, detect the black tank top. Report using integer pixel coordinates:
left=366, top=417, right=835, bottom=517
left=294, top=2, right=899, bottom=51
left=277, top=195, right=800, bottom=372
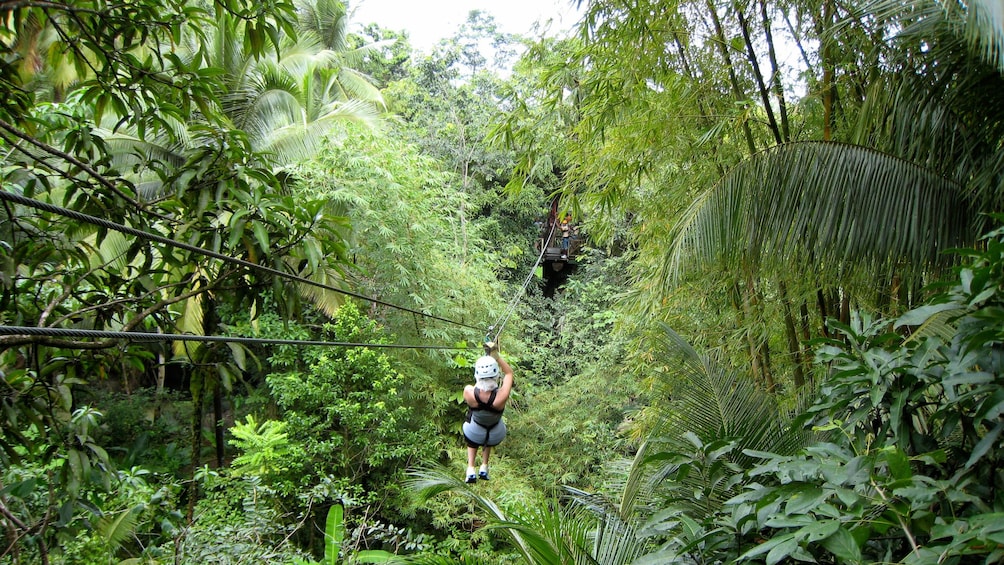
left=469, top=387, right=503, bottom=427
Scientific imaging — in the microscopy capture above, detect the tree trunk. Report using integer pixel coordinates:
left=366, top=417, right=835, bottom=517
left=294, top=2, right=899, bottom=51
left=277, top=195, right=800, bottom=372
left=214, top=379, right=225, bottom=468
left=157, top=328, right=166, bottom=395
left=779, top=280, right=805, bottom=387
left=741, top=277, right=773, bottom=390
left=705, top=0, right=757, bottom=154
left=840, top=288, right=850, bottom=325
left=798, top=300, right=813, bottom=377
left=674, top=35, right=726, bottom=177
left=784, top=8, right=815, bottom=75
left=889, top=273, right=902, bottom=317
left=799, top=301, right=812, bottom=343
left=821, top=0, right=835, bottom=141
left=816, top=288, right=830, bottom=338
left=735, top=0, right=782, bottom=144
left=187, top=373, right=204, bottom=523
left=760, top=0, right=790, bottom=141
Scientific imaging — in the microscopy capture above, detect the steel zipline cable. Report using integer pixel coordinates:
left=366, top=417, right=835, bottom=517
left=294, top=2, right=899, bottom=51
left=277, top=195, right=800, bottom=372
left=0, top=326, right=469, bottom=349
left=0, top=190, right=481, bottom=332
left=485, top=218, right=558, bottom=345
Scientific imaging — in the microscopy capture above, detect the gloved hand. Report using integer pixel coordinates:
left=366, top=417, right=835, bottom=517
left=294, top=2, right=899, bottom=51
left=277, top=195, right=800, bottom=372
left=484, top=340, right=498, bottom=356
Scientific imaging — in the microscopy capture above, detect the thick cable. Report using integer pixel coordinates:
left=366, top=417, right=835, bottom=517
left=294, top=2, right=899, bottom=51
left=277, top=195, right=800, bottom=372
left=0, top=325, right=472, bottom=350
left=487, top=218, right=558, bottom=344
left=0, top=190, right=480, bottom=331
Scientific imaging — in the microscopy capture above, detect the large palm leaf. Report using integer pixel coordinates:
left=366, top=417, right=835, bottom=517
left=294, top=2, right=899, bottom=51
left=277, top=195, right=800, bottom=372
left=852, top=0, right=1004, bottom=212
left=625, top=323, right=813, bottom=514
left=653, top=322, right=807, bottom=452
left=663, top=141, right=976, bottom=284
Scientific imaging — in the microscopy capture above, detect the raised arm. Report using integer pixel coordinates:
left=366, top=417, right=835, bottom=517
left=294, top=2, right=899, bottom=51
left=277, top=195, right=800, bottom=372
left=492, top=353, right=514, bottom=407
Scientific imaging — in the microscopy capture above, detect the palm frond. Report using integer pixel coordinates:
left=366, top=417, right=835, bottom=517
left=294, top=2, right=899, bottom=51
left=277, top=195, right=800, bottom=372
left=565, top=487, right=650, bottom=564
left=96, top=506, right=141, bottom=550
left=965, top=0, right=1004, bottom=73
left=295, top=266, right=348, bottom=318
left=296, top=0, right=349, bottom=51
left=664, top=141, right=976, bottom=285
left=407, top=466, right=537, bottom=561
left=260, top=100, right=380, bottom=164
left=856, top=0, right=1004, bottom=211
left=649, top=323, right=799, bottom=454
left=335, top=67, right=386, bottom=105
left=408, top=467, right=649, bottom=564
left=617, top=440, right=651, bottom=519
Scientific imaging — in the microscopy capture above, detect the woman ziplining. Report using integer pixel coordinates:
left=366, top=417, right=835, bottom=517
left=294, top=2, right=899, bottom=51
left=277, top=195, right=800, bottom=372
left=461, top=340, right=514, bottom=483
left=456, top=211, right=558, bottom=482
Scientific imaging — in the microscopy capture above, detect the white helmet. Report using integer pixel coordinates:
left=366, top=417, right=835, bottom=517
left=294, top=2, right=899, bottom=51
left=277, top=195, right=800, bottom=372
left=474, top=355, right=500, bottom=380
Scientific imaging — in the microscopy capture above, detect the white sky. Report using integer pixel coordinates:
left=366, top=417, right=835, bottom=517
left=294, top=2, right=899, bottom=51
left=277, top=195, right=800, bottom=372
left=351, top=0, right=584, bottom=52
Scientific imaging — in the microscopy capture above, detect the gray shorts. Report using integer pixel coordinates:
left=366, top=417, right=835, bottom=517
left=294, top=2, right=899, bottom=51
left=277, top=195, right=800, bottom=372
left=463, top=419, right=507, bottom=447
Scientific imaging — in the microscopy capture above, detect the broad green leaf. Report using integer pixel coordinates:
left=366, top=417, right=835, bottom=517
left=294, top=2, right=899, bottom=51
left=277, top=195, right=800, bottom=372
left=895, top=303, right=960, bottom=328
left=252, top=221, right=270, bottom=253
left=801, top=519, right=840, bottom=542
left=785, top=487, right=826, bottom=515
left=766, top=535, right=799, bottom=565
left=965, top=421, right=1003, bottom=469
left=325, top=504, right=345, bottom=565
left=821, top=527, right=862, bottom=563
left=355, top=550, right=395, bottom=563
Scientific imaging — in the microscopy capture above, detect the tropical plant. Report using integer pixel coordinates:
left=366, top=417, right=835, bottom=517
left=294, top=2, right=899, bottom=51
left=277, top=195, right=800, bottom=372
left=598, top=321, right=815, bottom=563
left=724, top=222, right=1004, bottom=563
left=384, top=10, right=540, bottom=265
left=292, top=503, right=394, bottom=564
left=410, top=467, right=650, bottom=565
left=262, top=302, right=440, bottom=510
left=177, top=473, right=309, bottom=563
left=228, top=414, right=304, bottom=489
left=0, top=0, right=371, bottom=554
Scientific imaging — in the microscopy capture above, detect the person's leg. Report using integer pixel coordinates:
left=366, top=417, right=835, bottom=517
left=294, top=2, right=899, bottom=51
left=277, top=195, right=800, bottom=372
left=479, top=446, right=492, bottom=479
left=466, top=446, right=478, bottom=483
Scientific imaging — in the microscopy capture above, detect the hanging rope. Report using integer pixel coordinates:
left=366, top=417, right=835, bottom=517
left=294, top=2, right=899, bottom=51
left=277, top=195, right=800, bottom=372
left=486, top=218, right=558, bottom=344
left=0, top=325, right=472, bottom=349
left=0, top=190, right=481, bottom=331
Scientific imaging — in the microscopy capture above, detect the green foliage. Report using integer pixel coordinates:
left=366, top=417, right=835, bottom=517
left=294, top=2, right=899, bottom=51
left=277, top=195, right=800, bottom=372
left=178, top=474, right=309, bottom=564
left=381, top=11, right=545, bottom=267
left=264, top=302, right=439, bottom=505
left=291, top=504, right=395, bottom=565
left=3, top=454, right=182, bottom=564
left=410, top=466, right=652, bottom=565
left=502, top=250, right=638, bottom=490
left=427, top=222, right=1004, bottom=565
left=296, top=122, right=500, bottom=344
left=228, top=414, right=303, bottom=486
left=90, top=388, right=192, bottom=475
left=655, top=223, right=1004, bottom=563
left=0, top=0, right=380, bottom=556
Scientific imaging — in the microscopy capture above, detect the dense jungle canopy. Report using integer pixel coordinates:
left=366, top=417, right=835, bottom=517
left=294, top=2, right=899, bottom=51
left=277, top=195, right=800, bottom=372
left=2, top=0, right=1004, bottom=563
